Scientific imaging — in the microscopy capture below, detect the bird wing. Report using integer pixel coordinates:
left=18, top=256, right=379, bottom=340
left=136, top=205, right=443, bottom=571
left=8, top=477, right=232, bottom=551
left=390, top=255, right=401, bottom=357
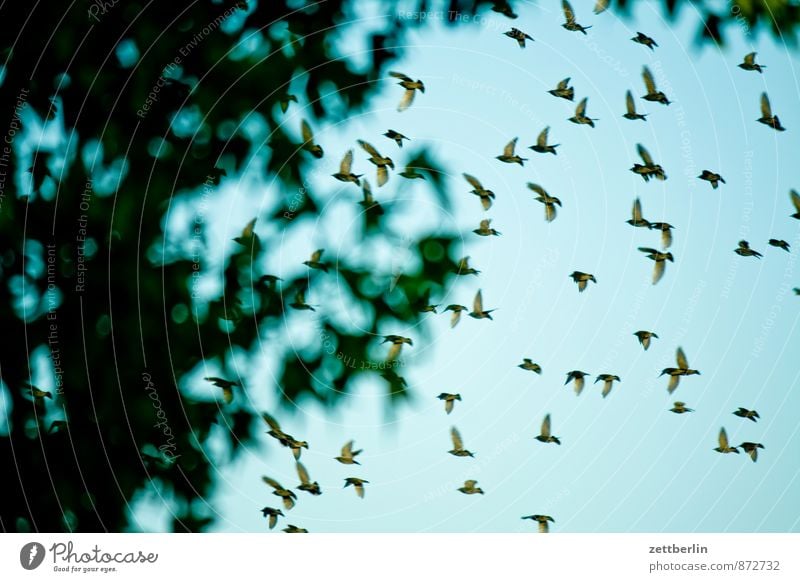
left=527, top=182, right=547, bottom=197
left=361, top=179, right=372, bottom=202
left=632, top=198, right=644, bottom=221
left=463, top=173, right=483, bottom=190
left=296, top=462, right=310, bottom=484
left=450, top=310, right=462, bottom=328
left=376, top=165, right=389, bottom=187
left=464, top=480, right=477, bottom=488
left=479, top=218, right=490, bottom=230
left=503, top=137, right=518, bottom=157
left=341, top=440, right=354, bottom=457
left=539, top=521, right=549, bottom=533
left=575, top=97, right=587, bottom=117
left=261, top=412, right=282, bottom=432
left=577, top=279, right=587, bottom=292
left=575, top=376, right=585, bottom=395
left=544, top=203, right=556, bottom=222
left=537, top=127, right=549, bottom=148
left=301, top=119, right=314, bottom=143
left=445, top=399, right=454, bottom=414
left=541, top=414, right=551, bottom=437
left=358, top=139, right=381, bottom=158
left=562, top=0, right=576, bottom=23
left=601, top=379, right=613, bottom=398
left=638, top=247, right=658, bottom=255
left=661, top=228, right=672, bottom=249
left=594, top=0, right=609, bottom=14
left=457, top=257, right=470, bottom=270
left=262, top=476, right=282, bottom=490
left=625, top=90, right=636, bottom=115
left=398, top=89, right=415, bottom=112
left=340, top=149, right=353, bottom=173
left=637, top=143, right=654, bottom=165
left=652, top=258, right=665, bottom=284
left=310, top=249, right=324, bottom=262
left=473, top=289, right=484, bottom=313
left=761, top=92, right=773, bottom=117
left=676, top=347, right=689, bottom=369
left=743, top=52, right=755, bottom=65
left=642, top=66, right=656, bottom=93
left=294, top=289, right=306, bottom=304
left=557, top=77, right=571, bottom=90
left=451, top=426, right=464, bottom=449
left=667, top=375, right=680, bottom=393
left=389, top=71, right=412, bottom=82
left=268, top=514, right=278, bottom=529
left=355, top=483, right=365, bottom=498
left=719, top=428, right=729, bottom=449
left=386, top=342, right=402, bottom=362
left=642, top=335, right=651, bottom=350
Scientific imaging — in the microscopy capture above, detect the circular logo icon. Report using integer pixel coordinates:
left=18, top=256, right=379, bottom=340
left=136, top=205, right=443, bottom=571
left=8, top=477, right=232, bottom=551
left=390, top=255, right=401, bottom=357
left=20, top=542, right=46, bottom=570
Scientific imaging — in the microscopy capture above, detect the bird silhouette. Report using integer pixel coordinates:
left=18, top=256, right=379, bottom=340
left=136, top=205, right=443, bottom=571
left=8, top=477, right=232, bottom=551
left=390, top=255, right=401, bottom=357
left=535, top=413, right=561, bottom=444
left=595, top=374, right=621, bottom=398
left=638, top=247, right=674, bottom=284
left=569, top=97, right=597, bottom=127
left=454, top=256, right=480, bottom=276
left=464, top=173, right=496, bottom=210
left=757, top=93, right=785, bottom=131
left=768, top=239, right=790, bottom=252
left=278, top=93, right=297, bottom=113
left=529, top=126, right=559, bottom=155
left=522, top=514, right=555, bottom=533
left=529, top=183, right=562, bottom=222
left=358, top=140, right=394, bottom=187
left=260, top=507, right=284, bottom=529
left=561, top=0, right=591, bottom=34
left=496, top=137, right=527, bottom=165
left=631, top=144, right=666, bottom=181
left=332, top=150, right=362, bottom=185
left=627, top=198, right=651, bottom=228
left=670, top=402, right=694, bottom=414
left=734, top=240, right=762, bottom=258
left=565, top=370, right=590, bottom=395
left=437, top=393, right=462, bottom=415
left=632, top=32, right=658, bottom=50
left=468, top=289, right=495, bottom=320
left=335, top=440, right=363, bottom=465
left=383, top=129, right=409, bottom=148
left=518, top=359, right=542, bottom=374
left=300, top=119, right=324, bottom=158
left=473, top=218, right=501, bottom=236
left=733, top=407, right=760, bottom=422
left=296, top=462, right=322, bottom=496
left=504, top=27, right=534, bottom=47
left=458, top=480, right=484, bottom=495
left=738, top=52, right=765, bottom=72
left=623, top=90, right=648, bottom=121
left=633, top=330, right=659, bottom=351
left=660, top=347, right=700, bottom=393
left=649, top=222, right=675, bottom=249
left=303, top=249, right=330, bottom=272
left=642, top=66, right=670, bottom=104
left=204, top=376, right=239, bottom=404
left=289, top=289, right=316, bottom=311
left=283, top=524, right=308, bottom=533
left=444, top=304, right=468, bottom=328
left=449, top=426, right=475, bottom=457
left=262, top=476, right=298, bottom=510
left=399, top=165, right=426, bottom=180
left=569, top=271, right=596, bottom=292
left=382, top=335, right=413, bottom=362
left=232, top=217, right=260, bottom=251
left=389, top=71, right=424, bottom=112
left=698, top=170, right=725, bottom=189
left=548, top=77, right=574, bottom=101
left=262, top=412, right=308, bottom=459
left=344, top=478, right=369, bottom=498
left=739, top=442, right=764, bottom=463
left=714, top=428, right=739, bottom=455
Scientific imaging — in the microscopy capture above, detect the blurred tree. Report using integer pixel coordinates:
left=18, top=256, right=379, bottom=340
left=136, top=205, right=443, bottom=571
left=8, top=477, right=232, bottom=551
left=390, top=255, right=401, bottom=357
left=0, top=0, right=796, bottom=533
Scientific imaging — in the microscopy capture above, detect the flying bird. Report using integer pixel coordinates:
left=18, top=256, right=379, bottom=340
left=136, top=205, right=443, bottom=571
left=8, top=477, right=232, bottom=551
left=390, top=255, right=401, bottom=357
left=358, top=140, right=394, bottom=187
left=529, top=126, right=559, bottom=155
left=670, top=402, right=694, bottom=414
left=359, top=179, right=384, bottom=216
left=496, top=137, right=527, bottom=165
left=382, top=335, right=413, bottom=362
left=469, top=289, right=495, bottom=320
left=561, top=0, right=591, bottom=34
left=289, top=289, right=315, bottom=311
left=631, top=32, right=658, bottom=50
left=437, top=393, right=462, bottom=415
left=332, top=149, right=362, bottom=185
left=642, top=66, right=671, bottom=105
left=25, top=383, right=53, bottom=400
left=660, top=347, right=700, bottom=393
left=518, top=359, right=542, bottom=374
left=454, top=256, right=480, bottom=276
left=568, top=97, right=597, bottom=127
left=449, top=426, right=475, bottom=457
left=739, top=442, right=764, bottom=463
left=623, top=90, right=647, bottom=121
left=739, top=52, right=765, bottom=73
left=548, top=77, right=574, bottom=101
left=638, top=247, right=674, bottom=285
left=389, top=71, right=424, bottom=112
left=303, top=248, right=330, bottom=272
left=398, top=165, right=426, bottom=180
left=504, top=27, right=534, bottom=47
left=714, top=428, right=739, bottom=455
left=335, top=440, right=363, bottom=465
left=768, top=239, right=790, bottom=252
left=757, top=92, right=785, bottom=131
left=569, top=271, right=596, bottom=292
left=522, top=514, right=555, bottom=533
left=283, top=525, right=308, bottom=533
left=262, top=476, right=298, bottom=510
left=300, top=120, right=324, bottom=158
left=383, top=129, right=409, bottom=147
left=734, top=240, right=762, bottom=258
left=262, top=412, right=308, bottom=459
left=627, top=198, right=651, bottom=228
left=535, top=414, right=560, bottom=445
left=343, top=478, right=369, bottom=498
left=733, top=407, right=760, bottom=422
left=595, top=374, right=621, bottom=398
left=633, top=330, right=659, bottom=351
left=630, top=143, right=666, bottom=181
left=204, top=376, right=239, bottom=404
left=464, top=173, right=495, bottom=211
left=473, top=218, right=501, bottom=236
left=698, top=170, right=725, bottom=189
left=232, top=217, right=260, bottom=250
left=458, top=480, right=484, bottom=495
left=529, top=183, right=562, bottom=222
left=260, top=507, right=284, bottom=529
left=444, top=304, right=468, bottom=328
left=296, top=462, right=321, bottom=496
left=649, top=222, right=675, bottom=249
left=279, top=93, right=297, bottom=113
left=565, top=370, right=590, bottom=395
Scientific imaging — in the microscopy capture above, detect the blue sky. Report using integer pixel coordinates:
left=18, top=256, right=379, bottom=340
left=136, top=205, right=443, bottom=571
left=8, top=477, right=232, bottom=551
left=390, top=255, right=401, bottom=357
left=130, top=1, right=800, bottom=532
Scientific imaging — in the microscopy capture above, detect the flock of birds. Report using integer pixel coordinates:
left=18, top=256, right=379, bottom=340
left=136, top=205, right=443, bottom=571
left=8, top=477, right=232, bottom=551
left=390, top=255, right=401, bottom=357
left=191, top=3, right=800, bottom=533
